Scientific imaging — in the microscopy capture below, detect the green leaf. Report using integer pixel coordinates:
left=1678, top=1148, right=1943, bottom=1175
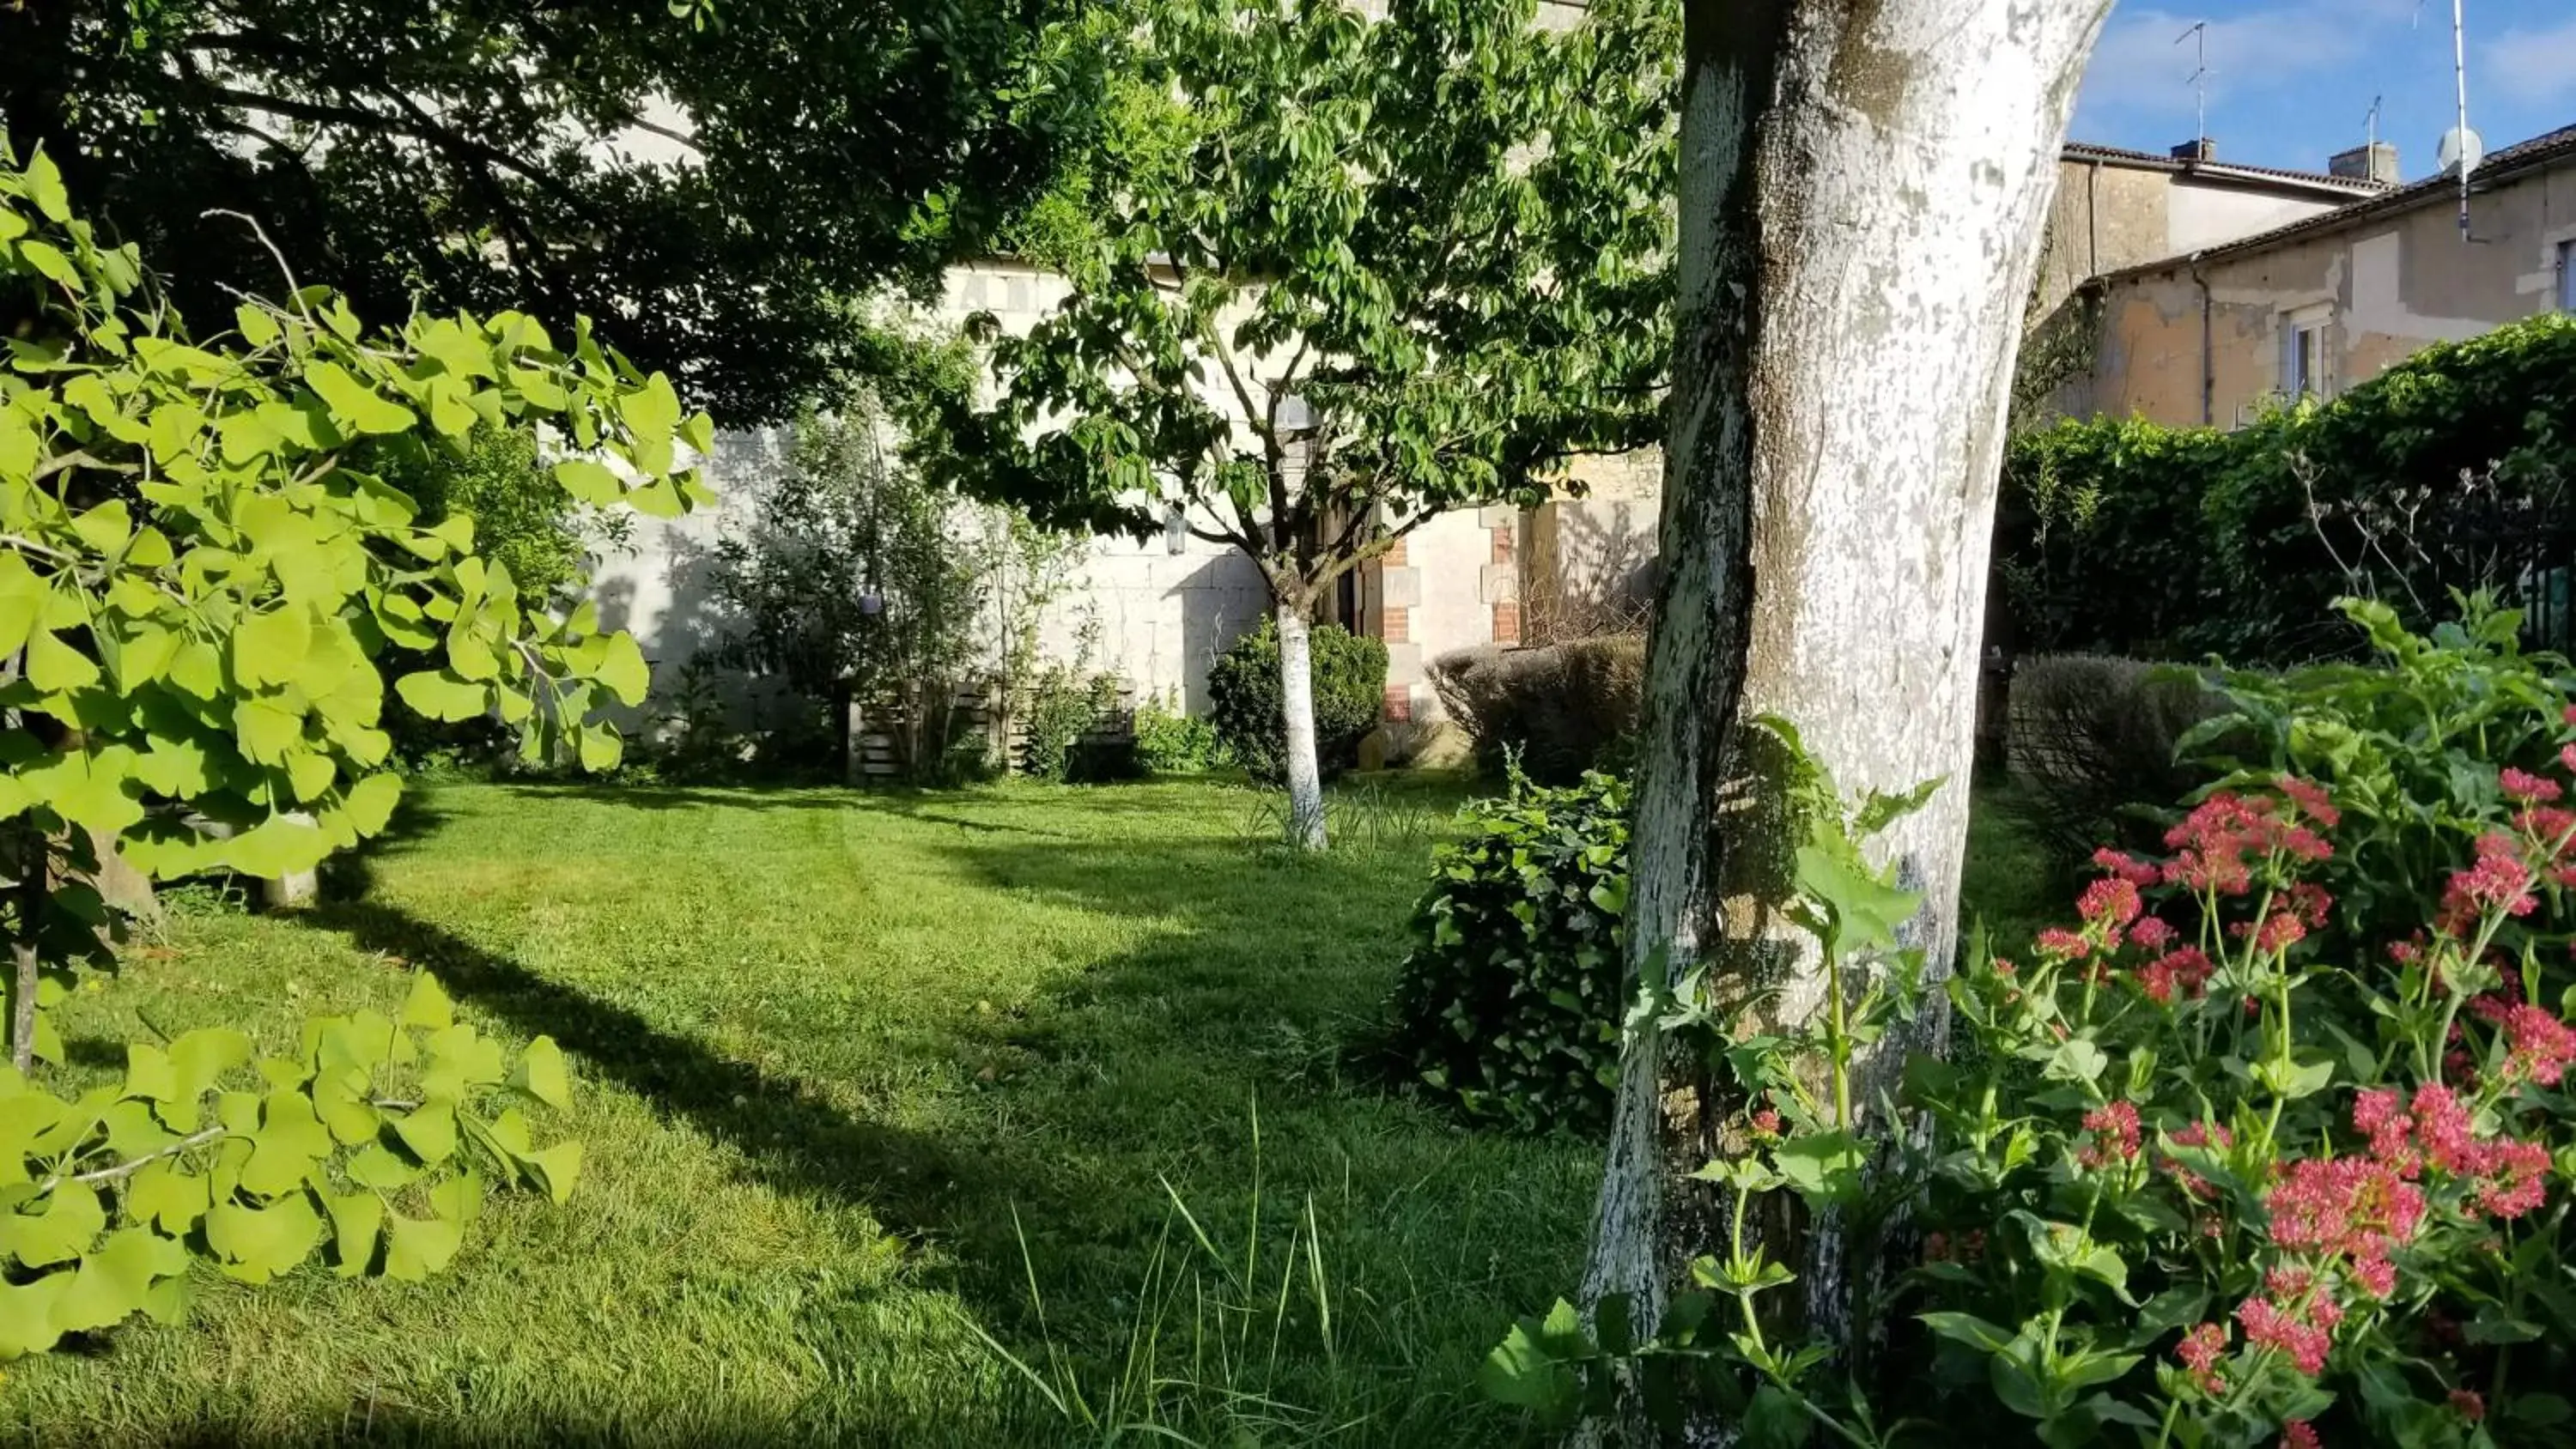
left=306, top=361, right=417, bottom=435
left=345, top=1143, right=421, bottom=1192
left=1920, top=1311, right=2018, bottom=1354
left=393, top=1098, right=458, bottom=1164
left=52, top=1228, right=189, bottom=1334
left=338, top=773, right=403, bottom=838
left=383, top=1211, right=464, bottom=1282
left=233, top=606, right=312, bottom=689
left=204, top=1193, right=324, bottom=1283
left=27, top=628, right=100, bottom=694
left=0, top=1274, right=69, bottom=1358
left=552, top=458, right=624, bottom=504
left=25, top=147, right=72, bottom=222
left=221, top=814, right=331, bottom=880
left=526, top=1142, right=583, bottom=1205
left=239, top=1089, right=334, bottom=1196
left=596, top=632, right=648, bottom=707
left=1791, top=842, right=1920, bottom=950
left=321, top=1191, right=384, bottom=1276
left=123, top=1161, right=212, bottom=1234
left=1771, top=1130, right=1868, bottom=1209
left=3, top=1181, right=106, bottom=1268
left=512, top=1035, right=571, bottom=1110
left=395, top=669, right=490, bottom=723
left=403, top=973, right=455, bottom=1031
left=1478, top=1314, right=1579, bottom=1414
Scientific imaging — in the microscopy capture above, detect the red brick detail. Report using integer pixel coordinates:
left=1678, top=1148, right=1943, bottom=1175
left=1382, top=685, right=1413, bottom=723
left=1381, top=605, right=1410, bottom=644
left=1382, top=535, right=1408, bottom=567
left=1490, top=525, right=1515, bottom=564
left=1492, top=601, right=1522, bottom=646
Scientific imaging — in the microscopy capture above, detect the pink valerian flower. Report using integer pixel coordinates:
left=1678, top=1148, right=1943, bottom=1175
left=2164, top=792, right=2336, bottom=897
left=2176, top=1322, right=2229, bottom=1394
left=2500, top=766, right=2563, bottom=803
left=2267, top=1156, right=2427, bottom=1266
left=2035, top=927, right=2091, bottom=960
left=2438, top=832, right=2537, bottom=935
left=2129, top=915, right=2178, bottom=951
left=2562, top=741, right=2576, bottom=776
left=2161, top=1119, right=2233, bottom=1201
left=2281, top=1422, right=2322, bottom=1449
left=2495, top=1002, right=2576, bottom=1086
left=2136, top=945, right=2215, bottom=1004
left=2389, top=936, right=2425, bottom=966
left=2252, top=911, right=2307, bottom=953
left=2349, top=1254, right=2397, bottom=1298
left=2354, top=1088, right=2416, bottom=1172
left=2469, top=1137, right=2550, bottom=1219
left=2078, top=876, right=2143, bottom=945
left=2563, top=703, right=2576, bottom=727
left=2286, top=882, right=2334, bottom=929
left=2518, top=803, right=2576, bottom=851
left=2278, top=775, right=2342, bottom=828
left=2093, top=847, right=2163, bottom=888
left=2077, top=1100, right=2142, bottom=1168
left=2239, top=1296, right=2332, bottom=1376
left=1750, top=1109, right=1783, bottom=1138
left=2450, top=1390, right=2486, bottom=1423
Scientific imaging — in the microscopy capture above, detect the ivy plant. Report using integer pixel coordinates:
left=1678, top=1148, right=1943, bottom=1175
left=1, top=137, right=705, bottom=1352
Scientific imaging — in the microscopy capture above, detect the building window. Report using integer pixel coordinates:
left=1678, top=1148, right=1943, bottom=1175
left=2281, top=317, right=2328, bottom=398
left=2561, top=239, right=2575, bottom=312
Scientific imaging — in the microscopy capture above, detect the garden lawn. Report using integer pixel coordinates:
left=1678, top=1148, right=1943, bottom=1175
left=5, top=777, right=1598, bottom=1448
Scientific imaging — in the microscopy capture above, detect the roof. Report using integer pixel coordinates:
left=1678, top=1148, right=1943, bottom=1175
left=2060, top=140, right=2391, bottom=197
left=2087, top=121, right=2576, bottom=284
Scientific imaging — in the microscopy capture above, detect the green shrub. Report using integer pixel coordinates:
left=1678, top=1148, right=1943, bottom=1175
left=1133, top=690, right=1226, bottom=773
left=1020, top=667, right=1126, bottom=784
left=1491, top=599, right=2576, bottom=1446
left=1998, top=312, right=2576, bottom=663
left=1386, top=769, right=1629, bottom=1134
left=1429, top=634, right=1644, bottom=784
left=2000, top=652, right=2231, bottom=872
left=1206, top=619, right=1389, bottom=785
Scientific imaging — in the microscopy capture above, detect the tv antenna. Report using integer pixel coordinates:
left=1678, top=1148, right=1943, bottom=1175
left=2438, top=0, right=2485, bottom=241
left=2176, top=21, right=2210, bottom=155
left=2365, top=94, right=2382, bottom=152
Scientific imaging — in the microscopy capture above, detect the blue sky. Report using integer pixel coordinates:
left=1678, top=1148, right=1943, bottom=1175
left=2072, top=0, right=2576, bottom=180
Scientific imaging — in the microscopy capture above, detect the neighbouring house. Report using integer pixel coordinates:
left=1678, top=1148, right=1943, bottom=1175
left=586, top=132, right=2415, bottom=747
left=2065, top=123, right=2576, bottom=428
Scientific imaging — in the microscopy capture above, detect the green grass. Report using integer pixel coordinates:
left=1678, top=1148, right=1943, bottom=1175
left=7, top=775, right=1596, bottom=1448
left=4, top=773, right=2057, bottom=1447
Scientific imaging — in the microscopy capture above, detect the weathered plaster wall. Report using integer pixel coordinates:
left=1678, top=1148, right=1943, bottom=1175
left=2083, top=154, right=2576, bottom=428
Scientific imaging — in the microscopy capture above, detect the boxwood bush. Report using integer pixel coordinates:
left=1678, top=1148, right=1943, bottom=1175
left=1206, top=618, right=1388, bottom=785
left=1386, top=769, right=1630, bottom=1134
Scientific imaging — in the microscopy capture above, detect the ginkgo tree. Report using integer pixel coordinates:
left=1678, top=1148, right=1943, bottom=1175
left=934, top=0, right=1675, bottom=848
left=0, top=136, right=704, bottom=1355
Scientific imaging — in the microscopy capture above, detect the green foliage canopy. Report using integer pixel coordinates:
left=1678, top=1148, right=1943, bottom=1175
left=932, top=0, right=1676, bottom=596
left=1, top=0, right=1105, bottom=421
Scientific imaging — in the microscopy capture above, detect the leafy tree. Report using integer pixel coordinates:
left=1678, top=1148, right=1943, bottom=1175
left=0, top=141, right=697, bottom=1349
left=1566, top=2, right=2111, bottom=1439
left=0, top=0, right=1105, bottom=421
left=708, top=402, right=993, bottom=778
left=932, top=0, right=1676, bottom=848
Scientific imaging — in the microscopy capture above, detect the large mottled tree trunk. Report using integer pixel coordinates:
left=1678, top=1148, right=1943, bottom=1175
left=1273, top=597, right=1328, bottom=851
left=1581, top=0, right=2110, bottom=1432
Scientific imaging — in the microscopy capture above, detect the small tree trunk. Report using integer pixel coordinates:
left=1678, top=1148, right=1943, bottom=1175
left=1273, top=598, right=1328, bottom=851
left=9, top=829, right=46, bottom=1075
left=1581, top=0, right=2110, bottom=1434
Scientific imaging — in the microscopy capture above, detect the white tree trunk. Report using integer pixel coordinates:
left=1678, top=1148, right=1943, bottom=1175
left=1274, top=601, right=1328, bottom=851
left=1582, top=0, right=2110, bottom=1431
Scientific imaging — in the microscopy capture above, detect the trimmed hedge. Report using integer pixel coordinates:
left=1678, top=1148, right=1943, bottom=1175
left=1428, top=634, right=1643, bottom=784
left=1998, top=312, right=2576, bottom=664
left=1206, top=618, right=1388, bottom=785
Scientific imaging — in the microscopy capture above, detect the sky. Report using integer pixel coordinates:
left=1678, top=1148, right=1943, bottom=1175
left=2071, top=0, right=2576, bottom=181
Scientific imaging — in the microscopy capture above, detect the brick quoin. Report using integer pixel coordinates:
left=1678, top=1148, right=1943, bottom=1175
left=1381, top=605, right=1409, bottom=644
left=1382, top=685, right=1413, bottom=723
left=1492, top=600, right=1521, bottom=646
left=1382, top=535, right=1408, bottom=567
left=1490, top=525, right=1514, bottom=564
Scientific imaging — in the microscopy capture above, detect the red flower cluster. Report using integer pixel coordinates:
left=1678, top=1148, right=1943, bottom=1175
left=2466, top=996, right=2576, bottom=1087
left=2163, top=790, right=2335, bottom=898
left=2078, top=876, right=2143, bottom=946
left=2500, top=766, right=2561, bottom=803
left=2093, top=847, right=2162, bottom=888
left=2281, top=1422, right=2321, bottom=1449
left=2438, top=831, right=2537, bottom=935
left=2137, top=946, right=2215, bottom=1004
left=2175, top=1321, right=2228, bottom=1394
left=2239, top=1294, right=2334, bottom=1375
left=2265, top=1150, right=2424, bottom=1309
left=2349, top=1084, right=2553, bottom=1221
left=2077, top=1100, right=2141, bottom=1168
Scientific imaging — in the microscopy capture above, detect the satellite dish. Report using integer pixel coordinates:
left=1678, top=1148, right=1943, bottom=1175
left=2439, top=125, right=2485, bottom=175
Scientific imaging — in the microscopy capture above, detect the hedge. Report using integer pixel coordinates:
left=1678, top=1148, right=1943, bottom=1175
left=1997, top=312, right=2576, bottom=664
